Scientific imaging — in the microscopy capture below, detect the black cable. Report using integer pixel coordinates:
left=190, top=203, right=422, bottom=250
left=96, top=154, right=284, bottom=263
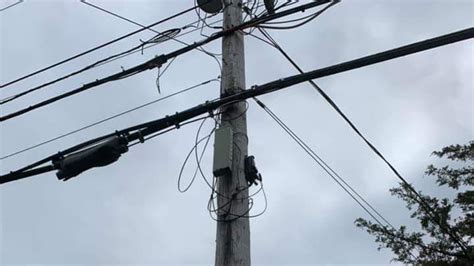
left=0, top=77, right=220, bottom=160
left=253, top=98, right=418, bottom=260
left=1, top=3, right=225, bottom=105
left=81, top=0, right=222, bottom=68
left=3, top=27, right=471, bottom=185
left=0, top=29, right=181, bottom=105
left=258, top=0, right=338, bottom=30
left=0, top=0, right=23, bottom=12
left=127, top=115, right=210, bottom=148
left=1, top=1, right=332, bottom=122
left=0, top=5, right=198, bottom=89
left=155, top=57, right=178, bottom=93
left=253, top=27, right=472, bottom=255
left=187, top=102, right=266, bottom=221
left=177, top=126, right=216, bottom=193
left=85, top=18, right=223, bottom=69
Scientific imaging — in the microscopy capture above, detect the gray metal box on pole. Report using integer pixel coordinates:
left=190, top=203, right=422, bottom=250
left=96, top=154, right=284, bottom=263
left=213, top=126, right=233, bottom=177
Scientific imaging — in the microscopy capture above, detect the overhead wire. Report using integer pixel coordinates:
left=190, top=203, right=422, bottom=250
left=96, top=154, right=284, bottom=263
left=0, top=4, right=199, bottom=89
left=0, top=77, right=220, bottom=160
left=2, top=25, right=471, bottom=188
left=80, top=0, right=223, bottom=69
left=0, top=29, right=181, bottom=105
left=252, top=98, right=420, bottom=260
left=0, top=0, right=333, bottom=122
left=127, top=115, right=211, bottom=148
left=252, top=26, right=472, bottom=255
left=249, top=0, right=338, bottom=30
left=0, top=3, right=222, bottom=105
left=86, top=19, right=223, bottom=69
left=176, top=100, right=267, bottom=221
left=0, top=0, right=23, bottom=12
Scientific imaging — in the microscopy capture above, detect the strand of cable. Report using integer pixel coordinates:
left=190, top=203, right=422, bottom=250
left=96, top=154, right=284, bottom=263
left=0, top=11, right=223, bottom=105
left=253, top=98, right=418, bottom=261
left=240, top=0, right=332, bottom=35
left=3, top=26, right=471, bottom=180
left=0, top=5, right=199, bottom=89
left=81, top=0, right=223, bottom=68
left=0, top=29, right=181, bottom=105
left=177, top=105, right=267, bottom=221
left=155, top=57, right=177, bottom=93
left=194, top=0, right=224, bottom=31
left=0, top=0, right=23, bottom=12
left=0, top=77, right=220, bottom=160
left=208, top=106, right=268, bottom=221
left=0, top=1, right=334, bottom=122
left=88, top=18, right=223, bottom=70
left=257, top=0, right=338, bottom=30
left=180, top=113, right=250, bottom=199
left=253, top=27, right=472, bottom=255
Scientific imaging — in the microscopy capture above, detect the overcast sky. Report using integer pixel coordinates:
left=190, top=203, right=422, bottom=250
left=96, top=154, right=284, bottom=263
left=0, top=0, right=473, bottom=265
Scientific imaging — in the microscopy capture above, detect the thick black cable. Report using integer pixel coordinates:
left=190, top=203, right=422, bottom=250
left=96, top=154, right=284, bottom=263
left=0, top=29, right=181, bottom=105
left=0, top=0, right=331, bottom=122
left=254, top=28, right=472, bottom=255
left=0, top=77, right=220, bottom=160
left=1, top=5, right=224, bottom=105
left=2, top=27, right=471, bottom=185
left=0, top=5, right=198, bottom=89
left=0, top=19, right=224, bottom=104
left=127, top=115, right=210, bottom=148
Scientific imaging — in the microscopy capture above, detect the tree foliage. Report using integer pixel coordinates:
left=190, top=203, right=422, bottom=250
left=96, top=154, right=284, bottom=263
left=355, top=141, right=473, bottom=264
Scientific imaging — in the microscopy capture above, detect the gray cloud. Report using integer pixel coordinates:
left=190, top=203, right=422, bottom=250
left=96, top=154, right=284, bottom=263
left=1, top=0, right=473, bottom=265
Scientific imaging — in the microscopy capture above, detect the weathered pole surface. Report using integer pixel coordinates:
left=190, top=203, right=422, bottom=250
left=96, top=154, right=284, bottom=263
left=215, top=0, right=251, bottom=265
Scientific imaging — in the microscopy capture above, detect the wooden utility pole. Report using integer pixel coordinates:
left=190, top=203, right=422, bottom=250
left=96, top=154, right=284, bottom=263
left=215, top=0, right=250, bottom=265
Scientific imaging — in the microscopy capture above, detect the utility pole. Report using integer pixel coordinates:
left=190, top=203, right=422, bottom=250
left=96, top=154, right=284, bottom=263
left=215, top=0, right=250, bottom=265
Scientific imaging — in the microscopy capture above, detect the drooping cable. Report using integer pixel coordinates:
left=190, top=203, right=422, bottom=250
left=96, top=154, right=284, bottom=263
left=2, top=26, right=472, bottom=185
left=1, top=3, right=224, bottom=105
left=258, top=0, right=339, bottom=30
left=0, top=77, right=220, bottom=160
left=0, top=5, right=198, bottom=89
left=80, top=0, right=222, bottom=70
left=252, top=27, right=472, bottom=255
left=1, top=1, right=333, bottom=122
left=0, top=0, right=23, bottom=12
left=0, top=29, right=181, bottom=105
left=252, top=98, right=420, bottom=260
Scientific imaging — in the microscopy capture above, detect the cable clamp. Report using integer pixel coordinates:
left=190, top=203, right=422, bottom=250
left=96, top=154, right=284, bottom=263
left=138, top=130, right=145, bottom=143
left=174, top=112, right=180, bottom=129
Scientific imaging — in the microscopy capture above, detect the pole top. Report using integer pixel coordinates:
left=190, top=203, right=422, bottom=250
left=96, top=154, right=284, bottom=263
left=197, top=0, right=223, bottom=14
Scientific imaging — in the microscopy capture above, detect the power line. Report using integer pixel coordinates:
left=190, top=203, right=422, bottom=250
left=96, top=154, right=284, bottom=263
left=252, top=27, right=472, bottom=255
left=80, top=0, right=222, bottom=62
left=0, top=0, right=23, bottom=12
left=0, top=4, right=198, bottom=89
left=0, top=0, right=332, bottom=122
left=258, top=0, right=339, bottom=29
left=253, top=98, right=472, bottom=261
left=0, top=77, right=220, bottom=160
left=0, top=4, right=224, bottom=105
left=253, top=98, right=394, bottom=227
left=1, top=26, right=471, bottom=186
left=252, top=98, right=420, bottom=260
left=0, top=18, right=224, bottom=105
left=0, top=29, right=181, bottom=105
